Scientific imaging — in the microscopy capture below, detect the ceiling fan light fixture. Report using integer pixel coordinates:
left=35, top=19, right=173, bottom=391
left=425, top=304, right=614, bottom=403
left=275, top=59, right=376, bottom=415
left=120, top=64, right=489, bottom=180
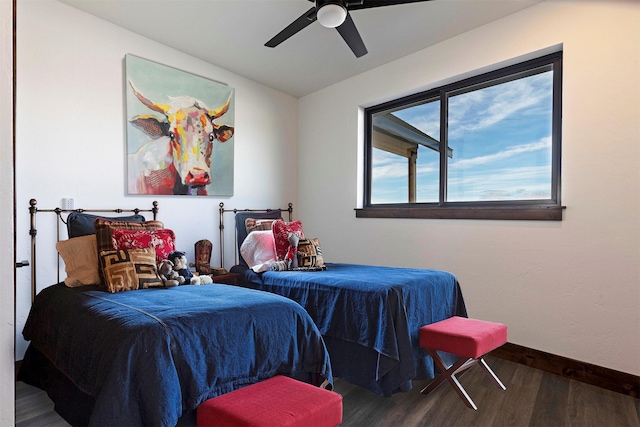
left=317, top=3, right=347, bottom=28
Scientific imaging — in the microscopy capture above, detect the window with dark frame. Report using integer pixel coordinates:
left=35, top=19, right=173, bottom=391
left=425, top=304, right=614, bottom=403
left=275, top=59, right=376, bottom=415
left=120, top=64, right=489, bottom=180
left=358, top=51, right=564, bottom=221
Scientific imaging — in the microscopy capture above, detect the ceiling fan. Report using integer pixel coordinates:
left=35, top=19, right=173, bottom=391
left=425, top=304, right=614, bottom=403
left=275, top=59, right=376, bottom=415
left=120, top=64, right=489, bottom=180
left=265, top=0, right=432, bottom=58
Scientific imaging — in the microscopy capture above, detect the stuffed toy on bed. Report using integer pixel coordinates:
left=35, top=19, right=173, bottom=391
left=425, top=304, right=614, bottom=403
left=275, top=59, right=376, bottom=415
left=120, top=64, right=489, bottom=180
left=158, top=259, right=183, bottom=287
left=271, top=233, right=301, bottom=271
left=167, top=250, right=213, bottom=285
left=285, top=233, right=299, bottom=269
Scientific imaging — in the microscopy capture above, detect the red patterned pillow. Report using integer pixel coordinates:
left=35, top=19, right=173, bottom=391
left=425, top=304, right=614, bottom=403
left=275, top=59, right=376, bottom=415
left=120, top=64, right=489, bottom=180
left=271, top=220, right=304, bottom=261
left=111, top=228, right=176, bottom=266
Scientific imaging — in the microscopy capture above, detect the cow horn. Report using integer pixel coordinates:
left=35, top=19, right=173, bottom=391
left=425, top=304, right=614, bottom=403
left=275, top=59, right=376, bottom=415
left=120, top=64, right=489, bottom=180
left=208, top=93, right=232, bottom=119
left=129, top=79, right=170, bottom=114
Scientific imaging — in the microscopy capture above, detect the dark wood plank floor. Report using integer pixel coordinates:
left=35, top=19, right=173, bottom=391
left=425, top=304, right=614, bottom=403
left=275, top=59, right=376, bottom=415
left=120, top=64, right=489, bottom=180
left=16, top=356, right=640, bottom=427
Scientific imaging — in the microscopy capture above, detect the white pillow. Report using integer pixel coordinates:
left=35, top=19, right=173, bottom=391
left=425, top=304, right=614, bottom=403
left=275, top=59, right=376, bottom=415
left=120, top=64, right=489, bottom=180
left=240, top=230, right=277, bottom=273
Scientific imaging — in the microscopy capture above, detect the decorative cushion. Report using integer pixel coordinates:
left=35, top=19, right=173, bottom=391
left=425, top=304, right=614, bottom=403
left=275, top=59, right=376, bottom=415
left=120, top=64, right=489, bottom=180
left=245, top=218, right=282, bottom=235
left=95, top=218, right=164, bottom=286
left=271, top=220, right=304, bottom=261
left=95, top=218, right=164, bottom=258
left=55, top=234, right=100, bottom=287
left=297, top=238, right=325, bottom=269
left=235, top=211, right=283, bottom=266
left=240, top=230, right=278, bottom=273
left=67, top=212, right=145, bottom=238
left=99, top=248, right=163, bottom=293
left=111, top=228, right=176, bottom=266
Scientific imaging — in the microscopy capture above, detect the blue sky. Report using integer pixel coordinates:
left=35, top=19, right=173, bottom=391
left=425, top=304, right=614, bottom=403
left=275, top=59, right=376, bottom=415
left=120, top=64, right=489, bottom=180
left=372, top=71, right=553, bottom=204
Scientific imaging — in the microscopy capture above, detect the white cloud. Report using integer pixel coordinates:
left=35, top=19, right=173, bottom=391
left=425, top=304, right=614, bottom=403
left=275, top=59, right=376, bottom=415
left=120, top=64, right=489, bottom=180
left=451, top=136, right=551, bottom=169
left=372, top=151, right=407, bottom=180
left=448, top=72, right=552, bottom=136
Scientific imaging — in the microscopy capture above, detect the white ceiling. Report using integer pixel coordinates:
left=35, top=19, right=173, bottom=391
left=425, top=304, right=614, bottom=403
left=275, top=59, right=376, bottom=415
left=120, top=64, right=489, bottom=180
left=58, top=0, right=543, bottom=98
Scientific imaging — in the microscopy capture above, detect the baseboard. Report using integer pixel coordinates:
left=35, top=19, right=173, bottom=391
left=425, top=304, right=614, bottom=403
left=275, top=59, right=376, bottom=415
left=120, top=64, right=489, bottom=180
left=490, top=342, right=639, bottom=399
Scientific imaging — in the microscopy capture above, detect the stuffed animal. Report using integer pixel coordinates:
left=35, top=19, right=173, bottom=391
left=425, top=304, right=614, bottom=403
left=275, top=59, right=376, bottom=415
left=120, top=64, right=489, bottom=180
left=168, top=250, right=213, bottom=285
left=270, top=260, right=288, bottom=271
left=285, top=233, right=300, bottom=269
left=158, top=259, right=183, bottom=287
left=199, top=274, right=213, bottom=285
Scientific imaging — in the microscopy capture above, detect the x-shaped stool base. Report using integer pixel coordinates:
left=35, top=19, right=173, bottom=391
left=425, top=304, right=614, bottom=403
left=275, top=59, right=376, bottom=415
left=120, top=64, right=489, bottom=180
left=420, top=349, right=506, bottom=410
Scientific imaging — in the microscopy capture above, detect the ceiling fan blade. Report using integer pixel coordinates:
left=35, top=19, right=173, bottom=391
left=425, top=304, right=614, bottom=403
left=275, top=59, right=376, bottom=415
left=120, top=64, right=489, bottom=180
left=348, top=0, right=433, bottom=11
left=265, top=7, right=318, bottom=48
left=335, top=13, right=368, bottom=57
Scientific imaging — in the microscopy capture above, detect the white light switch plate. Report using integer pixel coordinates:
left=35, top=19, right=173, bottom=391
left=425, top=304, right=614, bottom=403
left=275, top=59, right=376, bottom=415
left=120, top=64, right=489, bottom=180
left=62, top=198, right=74, bottom=210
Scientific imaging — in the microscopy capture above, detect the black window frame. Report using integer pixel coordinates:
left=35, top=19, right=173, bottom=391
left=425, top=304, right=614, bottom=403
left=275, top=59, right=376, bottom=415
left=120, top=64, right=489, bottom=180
left=357, top=51, right=564, bottom=221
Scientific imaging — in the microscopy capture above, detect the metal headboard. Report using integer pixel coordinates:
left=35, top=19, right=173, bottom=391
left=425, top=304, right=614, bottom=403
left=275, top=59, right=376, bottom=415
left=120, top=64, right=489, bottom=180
left=218, top=202, right=293, bottom=268
left=28, top=198, right=158, bottom=303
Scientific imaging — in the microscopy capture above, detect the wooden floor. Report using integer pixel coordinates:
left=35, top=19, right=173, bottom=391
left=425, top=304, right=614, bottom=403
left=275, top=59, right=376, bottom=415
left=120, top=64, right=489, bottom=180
left=16, top=356, right=640, bottom=427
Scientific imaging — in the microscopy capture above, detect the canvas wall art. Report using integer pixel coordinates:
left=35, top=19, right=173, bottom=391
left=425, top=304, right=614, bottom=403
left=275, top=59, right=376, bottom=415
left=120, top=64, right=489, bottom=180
left=125, top=54, right=235, bottom=196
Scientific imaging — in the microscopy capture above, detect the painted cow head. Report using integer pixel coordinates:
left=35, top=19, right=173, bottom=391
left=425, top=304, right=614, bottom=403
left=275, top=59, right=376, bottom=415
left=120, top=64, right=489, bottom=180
left=128, top=80, right=234, bottom=194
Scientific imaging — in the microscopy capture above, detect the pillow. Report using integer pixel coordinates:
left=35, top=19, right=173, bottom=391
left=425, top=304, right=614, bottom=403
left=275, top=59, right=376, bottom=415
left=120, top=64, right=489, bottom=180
left=111, top=228, right=176, bottom=266
left=297, top=238, right=325, bottom=269
left=234, top=210, right=283, bottom=266
left=240, top=230, right=278, bottom=273
left=95, top=218, right=164, bottom=285
left=67, top=212, right=146, bottom=238
left=55, top=234, right=100, bottom=287
left=95, top=218, right=164, bottom=257
left=245, top=218, right=282, bottom=235
left=99, top=248, right=163, bottom=293
left=271, top=220, right=304, bottom=261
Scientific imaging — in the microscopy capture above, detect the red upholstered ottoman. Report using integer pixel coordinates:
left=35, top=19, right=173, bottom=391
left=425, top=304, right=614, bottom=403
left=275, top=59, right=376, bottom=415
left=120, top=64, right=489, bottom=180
left=196, top=375, right=343, bottom=427
left=419, top=316, right=507, bottom=410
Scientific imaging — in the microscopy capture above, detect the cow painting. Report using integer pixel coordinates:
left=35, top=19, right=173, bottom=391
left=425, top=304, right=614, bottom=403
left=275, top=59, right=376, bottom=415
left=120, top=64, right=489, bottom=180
left=127, top=79, right=234, bottom=196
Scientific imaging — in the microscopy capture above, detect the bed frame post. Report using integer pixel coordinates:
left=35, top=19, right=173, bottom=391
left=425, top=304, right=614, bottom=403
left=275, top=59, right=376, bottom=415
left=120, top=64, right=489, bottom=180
left=29, top=199, right=37, bottom=304
left=219, top=202, right=225, bottom=269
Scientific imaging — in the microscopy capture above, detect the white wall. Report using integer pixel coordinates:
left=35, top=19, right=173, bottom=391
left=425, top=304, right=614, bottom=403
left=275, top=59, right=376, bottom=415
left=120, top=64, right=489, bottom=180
left=298, top=0, right=640, bottom=375
left=1, top=0, right=16, bottom=423
left=15, top=0, right=299, bottom=359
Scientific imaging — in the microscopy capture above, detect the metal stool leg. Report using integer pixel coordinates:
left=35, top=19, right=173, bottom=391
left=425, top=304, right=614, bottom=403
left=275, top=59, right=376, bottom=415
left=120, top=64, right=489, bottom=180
left=478, top=357, right=506, bottom=390
left=422, top=350, right=507, bottom=410
left=421, top=351, right=467, bottom=395
left=421, top=349, right=479, bottom=410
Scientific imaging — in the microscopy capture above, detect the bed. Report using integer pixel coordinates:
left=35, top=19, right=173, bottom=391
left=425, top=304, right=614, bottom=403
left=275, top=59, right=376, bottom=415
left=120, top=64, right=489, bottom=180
left=220, top=203, right=468, bottom=397
left=18, top=200, right=332, bottom=427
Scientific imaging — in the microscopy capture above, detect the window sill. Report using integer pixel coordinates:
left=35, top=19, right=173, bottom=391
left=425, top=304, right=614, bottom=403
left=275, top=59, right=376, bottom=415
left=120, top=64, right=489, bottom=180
left=355, top=205, right=565, bottom=221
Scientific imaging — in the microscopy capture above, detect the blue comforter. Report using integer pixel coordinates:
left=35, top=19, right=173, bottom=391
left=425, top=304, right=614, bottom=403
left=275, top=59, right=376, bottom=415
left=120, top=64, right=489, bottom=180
left=238, top=263, right=467, bottom=396
left=22, top=283, right=332, bottom=427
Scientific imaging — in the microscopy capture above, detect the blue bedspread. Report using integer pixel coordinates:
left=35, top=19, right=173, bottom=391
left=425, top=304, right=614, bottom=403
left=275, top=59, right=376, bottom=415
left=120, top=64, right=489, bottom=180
left=238, top=263, right=467, bottom=396
left=22, top=283, right=332, bottom=427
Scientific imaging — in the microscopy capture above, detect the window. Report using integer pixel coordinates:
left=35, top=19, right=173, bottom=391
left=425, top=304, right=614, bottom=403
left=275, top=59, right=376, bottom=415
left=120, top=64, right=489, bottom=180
left=358, top=52, right=563, bottom=220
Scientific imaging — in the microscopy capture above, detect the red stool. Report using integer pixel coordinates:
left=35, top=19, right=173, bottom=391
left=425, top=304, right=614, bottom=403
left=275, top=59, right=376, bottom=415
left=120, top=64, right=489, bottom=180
left=419, top=316, right=507, bottom=410
left=196, top=375, right=343, bottom=427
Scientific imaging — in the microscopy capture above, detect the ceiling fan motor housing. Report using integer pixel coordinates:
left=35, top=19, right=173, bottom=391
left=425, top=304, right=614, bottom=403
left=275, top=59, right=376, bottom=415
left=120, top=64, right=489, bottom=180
left=316, top=0, right=348, bottom=28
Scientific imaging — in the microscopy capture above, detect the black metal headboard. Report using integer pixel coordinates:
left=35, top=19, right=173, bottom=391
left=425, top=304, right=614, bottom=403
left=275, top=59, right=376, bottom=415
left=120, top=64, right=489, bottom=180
left=218, top=202, right=293, bottom=268
left=28, top=198, right=158, bottom=303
